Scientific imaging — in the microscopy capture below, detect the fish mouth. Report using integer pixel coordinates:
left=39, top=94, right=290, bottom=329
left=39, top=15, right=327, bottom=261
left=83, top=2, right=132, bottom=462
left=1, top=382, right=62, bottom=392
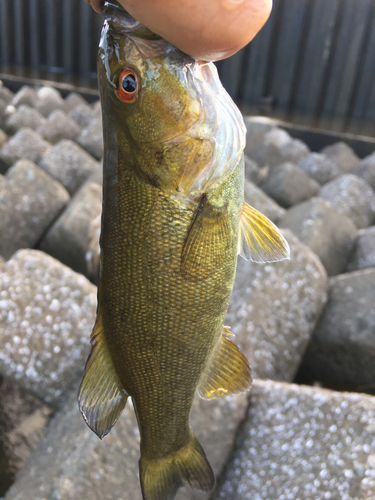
left=102, top=1, right=140, bottom=30
left=102, top=1, right=161, bottom=39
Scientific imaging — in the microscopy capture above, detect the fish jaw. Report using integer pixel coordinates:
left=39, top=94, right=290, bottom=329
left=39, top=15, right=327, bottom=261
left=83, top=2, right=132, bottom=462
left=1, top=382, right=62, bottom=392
left=98, top=22, right=202, bottom=145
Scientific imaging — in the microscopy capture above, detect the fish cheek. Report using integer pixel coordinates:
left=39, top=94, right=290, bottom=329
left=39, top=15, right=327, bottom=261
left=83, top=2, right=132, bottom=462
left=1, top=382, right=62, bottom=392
left=126, top=77, right=200, bottom=144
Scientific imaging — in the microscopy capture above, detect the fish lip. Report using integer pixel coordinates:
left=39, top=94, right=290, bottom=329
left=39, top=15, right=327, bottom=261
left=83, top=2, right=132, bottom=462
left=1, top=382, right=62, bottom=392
left=102, top=1, right=161, bottom=39
left=101, top=1, right=140, bottom=30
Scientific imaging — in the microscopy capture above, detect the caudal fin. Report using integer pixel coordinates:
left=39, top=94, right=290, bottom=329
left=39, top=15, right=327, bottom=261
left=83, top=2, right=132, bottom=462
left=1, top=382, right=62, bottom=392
left=139, top=432, right=214, bottom=500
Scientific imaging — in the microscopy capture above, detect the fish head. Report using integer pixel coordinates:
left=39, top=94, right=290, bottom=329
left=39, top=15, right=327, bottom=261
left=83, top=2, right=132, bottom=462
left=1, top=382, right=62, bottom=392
left=99, top=1, right=246, bottom=197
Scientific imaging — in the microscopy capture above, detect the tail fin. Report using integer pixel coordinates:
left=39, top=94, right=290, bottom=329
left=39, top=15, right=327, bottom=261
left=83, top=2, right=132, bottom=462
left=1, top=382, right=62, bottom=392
left=139, top=432, right=214, bottom=500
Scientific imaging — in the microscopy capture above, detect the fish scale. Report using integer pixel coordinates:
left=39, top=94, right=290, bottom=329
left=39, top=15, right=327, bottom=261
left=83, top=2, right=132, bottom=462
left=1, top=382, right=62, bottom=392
left=78, top=3, right=289, bottom=499
left=102, top=165, right=240, bottom=458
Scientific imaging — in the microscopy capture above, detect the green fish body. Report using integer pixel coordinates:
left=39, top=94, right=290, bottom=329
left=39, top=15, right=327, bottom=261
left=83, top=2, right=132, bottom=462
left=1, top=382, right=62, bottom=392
left=78, top=3, right=289, bottom=500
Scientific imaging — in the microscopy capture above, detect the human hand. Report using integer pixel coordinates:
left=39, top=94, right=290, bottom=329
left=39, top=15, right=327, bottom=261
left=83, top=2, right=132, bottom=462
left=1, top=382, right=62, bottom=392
left=84, top=0, right=272, bottom=61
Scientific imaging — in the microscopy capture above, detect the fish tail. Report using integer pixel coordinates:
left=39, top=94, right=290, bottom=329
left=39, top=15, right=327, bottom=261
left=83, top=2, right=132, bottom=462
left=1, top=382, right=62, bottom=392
left=139, top=431, right=214, bottom=500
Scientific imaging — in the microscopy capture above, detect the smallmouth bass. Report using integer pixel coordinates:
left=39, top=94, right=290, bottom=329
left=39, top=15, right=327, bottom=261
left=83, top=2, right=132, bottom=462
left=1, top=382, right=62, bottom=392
left=78, top=2, right=289, bottom=499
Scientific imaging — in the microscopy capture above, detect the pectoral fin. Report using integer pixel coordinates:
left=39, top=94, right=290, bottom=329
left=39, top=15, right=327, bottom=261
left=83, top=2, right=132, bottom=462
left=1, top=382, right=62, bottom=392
left=181, top=197, right=231, bottom=282
left=238, top=202, right=290, bottom=262
left=197, top=327, right=252, bottom=400
left=78, top=315, right=128, bottom=439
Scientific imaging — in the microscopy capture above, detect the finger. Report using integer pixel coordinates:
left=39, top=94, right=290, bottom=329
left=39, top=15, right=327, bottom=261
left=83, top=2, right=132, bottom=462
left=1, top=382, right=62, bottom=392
left=118, top=0, right=273, bottom=61
left=84, top=0, right=102, bottom=14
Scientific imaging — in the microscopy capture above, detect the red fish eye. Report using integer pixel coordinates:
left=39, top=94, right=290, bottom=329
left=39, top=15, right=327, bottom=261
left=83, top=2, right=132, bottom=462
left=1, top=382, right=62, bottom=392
left=117, top=68, right=138, bottom=103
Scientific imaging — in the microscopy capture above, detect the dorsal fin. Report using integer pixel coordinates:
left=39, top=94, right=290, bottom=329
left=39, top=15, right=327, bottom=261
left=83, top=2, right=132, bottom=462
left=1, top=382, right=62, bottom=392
left=238, top=202, right=290, bottom=262
left=78, top=315, right=128, bottom=439
left=197, top=327, right=252, bottom=400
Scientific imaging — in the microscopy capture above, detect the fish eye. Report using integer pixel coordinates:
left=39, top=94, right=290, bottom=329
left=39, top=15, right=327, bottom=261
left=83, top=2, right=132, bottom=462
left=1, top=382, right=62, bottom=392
left=117, top=68, right=138, bottom=103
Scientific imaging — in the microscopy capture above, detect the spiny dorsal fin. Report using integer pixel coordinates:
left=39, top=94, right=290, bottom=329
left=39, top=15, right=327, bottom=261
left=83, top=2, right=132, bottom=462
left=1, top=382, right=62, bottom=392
left=238, top=202, right=290, bottom=262
left=78, top=315, right=128, bottom=439
left=197, top=327, right=252, bottom=400
left=181, top=197, right=232, bottom=283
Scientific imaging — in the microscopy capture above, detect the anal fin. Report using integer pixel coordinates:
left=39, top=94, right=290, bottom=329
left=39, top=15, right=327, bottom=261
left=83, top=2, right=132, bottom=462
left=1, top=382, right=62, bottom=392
left=238, top=202, right=290, bottom=262
left=197, top=327, right=252, bottom=400
left=78, top=315, right=128, bottom=439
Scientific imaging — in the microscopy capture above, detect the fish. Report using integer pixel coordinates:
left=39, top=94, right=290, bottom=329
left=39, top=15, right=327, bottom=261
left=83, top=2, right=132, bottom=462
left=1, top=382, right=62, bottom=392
left=78, top=2, right=290, bottom=500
